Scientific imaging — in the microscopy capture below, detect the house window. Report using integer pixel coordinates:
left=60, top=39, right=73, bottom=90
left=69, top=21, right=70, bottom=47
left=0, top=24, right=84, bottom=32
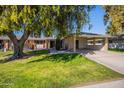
left=122, top=27, right=124, bottom=33
left=122, top=23, right=124, bottom=34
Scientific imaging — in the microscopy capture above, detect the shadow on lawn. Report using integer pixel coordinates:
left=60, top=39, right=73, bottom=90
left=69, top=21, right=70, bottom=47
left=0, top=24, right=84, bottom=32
left=0, top=57, right=13, bottom=64
left=3, top=54, right=12, bottom=57
left=0, top=59, right=8, bottom=63
left=28, top=53, right=80, bottom=63
left=0, top=50, right=49, bottom=64
left=27, top=49, right=49, bottom=55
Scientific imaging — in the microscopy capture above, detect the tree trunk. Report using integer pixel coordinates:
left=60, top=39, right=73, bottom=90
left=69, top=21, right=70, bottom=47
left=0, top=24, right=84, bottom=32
left=5, top=31, right=31, bottom=60
left=11, top=42, right=25, bottom=59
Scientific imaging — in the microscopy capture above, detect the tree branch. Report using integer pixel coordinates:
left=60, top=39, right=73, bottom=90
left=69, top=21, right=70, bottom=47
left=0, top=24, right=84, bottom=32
left=19, top=30, right=31, bottom=45
left=5, top=31, right=18, bottom=44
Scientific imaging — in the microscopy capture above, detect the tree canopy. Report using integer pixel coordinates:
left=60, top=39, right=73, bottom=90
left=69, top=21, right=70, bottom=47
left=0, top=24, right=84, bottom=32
left=104, top=6, right=124, bottom=35
left=0, top=5, right=93, bottom=59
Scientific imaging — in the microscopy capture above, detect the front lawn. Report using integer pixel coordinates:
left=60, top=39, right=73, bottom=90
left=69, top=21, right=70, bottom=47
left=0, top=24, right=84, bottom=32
left=0, top=50, right=123, bottom=88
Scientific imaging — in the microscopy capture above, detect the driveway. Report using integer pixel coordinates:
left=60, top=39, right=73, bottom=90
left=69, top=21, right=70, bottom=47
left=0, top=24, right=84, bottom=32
left=79, top=50, right=124, bottom=74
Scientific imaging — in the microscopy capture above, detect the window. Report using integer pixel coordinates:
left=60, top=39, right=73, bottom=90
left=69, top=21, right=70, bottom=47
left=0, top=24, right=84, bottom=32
left=122, top=27, right=124, bottom=33
left=122, top=23, right=124, bottom=34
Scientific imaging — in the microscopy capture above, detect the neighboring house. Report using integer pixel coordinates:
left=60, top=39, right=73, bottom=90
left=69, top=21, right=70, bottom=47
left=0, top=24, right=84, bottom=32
left=0, top=36, right=56, bottom=50
left=109, top=35, right=124, bottom=50
left=109, top=27, right=124, bottom=50
left=0, top=32, right=111, bottom=51
left=0, top=36, right=9, bottom=50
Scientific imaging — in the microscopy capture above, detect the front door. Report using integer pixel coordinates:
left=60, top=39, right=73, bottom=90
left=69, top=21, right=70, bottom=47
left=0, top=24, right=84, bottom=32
left=50, top=41, right=55, bottom=48
left=76, top=40, right=79, bottom=49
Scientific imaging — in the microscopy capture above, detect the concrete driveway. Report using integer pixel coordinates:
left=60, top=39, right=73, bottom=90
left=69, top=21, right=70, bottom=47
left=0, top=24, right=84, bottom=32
left=79, top=50, right=124, bottom=74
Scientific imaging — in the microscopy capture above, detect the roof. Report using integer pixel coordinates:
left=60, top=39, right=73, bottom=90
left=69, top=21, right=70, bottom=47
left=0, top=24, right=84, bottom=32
left=66, top=32, right=112, bottom=38
left=28, top=37, right=56, bottom=40
left=0, top=36, right=56, bottom=41
left=0, top=32, right=112, bottom=41
left=0, top=36, right=9, bottom=40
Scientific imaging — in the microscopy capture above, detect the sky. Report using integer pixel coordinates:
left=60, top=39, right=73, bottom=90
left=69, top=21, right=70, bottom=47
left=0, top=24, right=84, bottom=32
left=16, top=5, right=107, bottom=37
left=83, top=5, right=107, bottom=35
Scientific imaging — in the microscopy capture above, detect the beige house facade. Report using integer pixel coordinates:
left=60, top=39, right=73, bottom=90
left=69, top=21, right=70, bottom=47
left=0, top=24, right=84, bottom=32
left=62, top=32, right=110, bottom=52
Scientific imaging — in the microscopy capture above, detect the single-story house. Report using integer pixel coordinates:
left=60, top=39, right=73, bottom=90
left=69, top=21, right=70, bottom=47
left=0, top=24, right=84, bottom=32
left=0, top=32, right=111, bottom=51
left=62, top=32, right=111, bottom=52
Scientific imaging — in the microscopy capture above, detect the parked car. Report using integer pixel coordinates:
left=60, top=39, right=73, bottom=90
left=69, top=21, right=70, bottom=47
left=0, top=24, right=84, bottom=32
left=109, top=43, right=124, bottom=50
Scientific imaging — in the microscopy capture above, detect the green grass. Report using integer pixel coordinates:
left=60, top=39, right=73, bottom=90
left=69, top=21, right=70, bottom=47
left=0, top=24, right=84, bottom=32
left=0, top=50, right=123, bottom=88
left=109, top=48, right=124, bottom=53
left=0, top=50, right=12, bottom=60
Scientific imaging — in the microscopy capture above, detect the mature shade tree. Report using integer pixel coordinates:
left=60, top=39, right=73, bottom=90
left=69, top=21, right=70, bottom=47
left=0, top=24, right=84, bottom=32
left=103, top=6, right=124, bottom=35
left=0, top=6, right=43, bottom=58
left=0, top=5, right=93, bottom=60
left=0, top=5, right=58, bottom=59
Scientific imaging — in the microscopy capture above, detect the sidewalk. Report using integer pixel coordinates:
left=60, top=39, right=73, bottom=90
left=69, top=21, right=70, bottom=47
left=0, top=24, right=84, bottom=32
left=78, top=79, right=124, bottom=88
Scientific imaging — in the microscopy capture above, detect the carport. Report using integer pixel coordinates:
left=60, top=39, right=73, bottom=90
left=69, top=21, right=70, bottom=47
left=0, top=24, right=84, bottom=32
left=63, top=32, right=110, bottom=52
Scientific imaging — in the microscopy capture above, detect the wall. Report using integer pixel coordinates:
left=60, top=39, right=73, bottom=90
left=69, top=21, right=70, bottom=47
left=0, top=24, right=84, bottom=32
left=63, top=36, right=108, bottom=51
left=76, top=37, right=87, bottom=49
left=63, top=36, right=74, bottom=50
left=25, top=40, right=47, bottom=50
left=63, top=36, right=88, bottom=51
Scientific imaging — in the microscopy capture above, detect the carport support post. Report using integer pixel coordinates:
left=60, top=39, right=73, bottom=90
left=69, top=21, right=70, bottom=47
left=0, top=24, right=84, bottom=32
left=104, top=37, right=108, bottom=51
left=33, top=40, right=35, bottom=50
left=93, top=38, right=95, bottom=45
left=48, top=40, right=50, bottom=49
left=93, top=38, right=96, bottom=50
left=45, top=39, right=48, bottom=49
left=73, top=35, right=76, bottom=52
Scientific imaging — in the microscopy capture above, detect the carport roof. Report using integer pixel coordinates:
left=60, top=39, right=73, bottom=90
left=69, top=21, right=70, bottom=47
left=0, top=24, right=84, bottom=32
left=67, top=32, right=112, bottom=38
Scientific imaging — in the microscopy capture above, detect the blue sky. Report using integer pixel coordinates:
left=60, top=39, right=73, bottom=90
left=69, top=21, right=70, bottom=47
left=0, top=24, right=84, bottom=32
left=83, top=5, right=107, bottom=35
left=16, top=5, right=106, bottom=37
